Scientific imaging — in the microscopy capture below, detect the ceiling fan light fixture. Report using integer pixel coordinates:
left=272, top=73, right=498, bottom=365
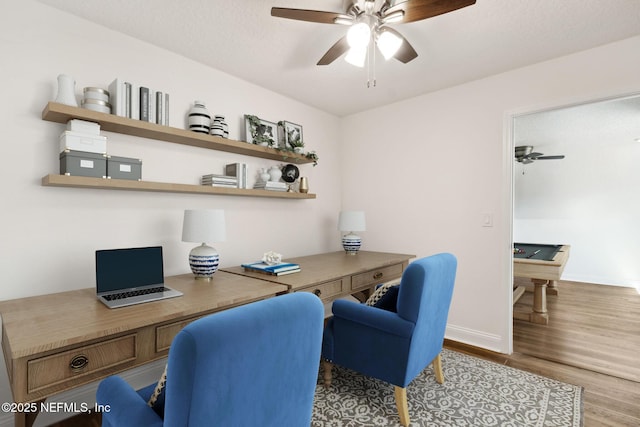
left=346, top=22, right=371, bottom=48
left=381, top=10, right=404, bottom=24
left=376, top=29, right=403, bottom=60
left=345, top=44, right=368, bottom=67
left=333, top=16, right=354, bottom=26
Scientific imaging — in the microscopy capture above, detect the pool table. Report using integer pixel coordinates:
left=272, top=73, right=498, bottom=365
left=513, top=243, right=570, bottom=325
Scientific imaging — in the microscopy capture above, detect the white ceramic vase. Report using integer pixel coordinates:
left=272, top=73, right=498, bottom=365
left=55, top=74, right=78, bottom=107
left=268, top=166, right=282, bottom=182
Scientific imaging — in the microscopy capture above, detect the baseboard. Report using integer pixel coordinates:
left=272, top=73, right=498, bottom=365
left=0, top=359, right=166, bottom=427
left=561, top=274, right=639, bottom=288
left=445, top=324, right=506, bottom=354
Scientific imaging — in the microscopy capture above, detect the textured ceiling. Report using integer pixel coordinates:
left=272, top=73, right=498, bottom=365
left=37, top=0, right=640, bottom=116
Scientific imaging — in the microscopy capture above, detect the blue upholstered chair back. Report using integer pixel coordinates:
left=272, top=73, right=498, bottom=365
left=322, top=252, right=457, bottom=388
left=396, top=253, right=457, bottom=384
left=98, top=292, right=324, bottom=427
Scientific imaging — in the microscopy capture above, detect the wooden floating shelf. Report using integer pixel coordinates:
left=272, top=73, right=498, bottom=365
left=42, top=174, right=317, bottom=199
left=42, top=102, right=313, bottom=164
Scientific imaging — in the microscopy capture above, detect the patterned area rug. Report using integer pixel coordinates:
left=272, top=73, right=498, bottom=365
left=312, top=349, right=583, bottom=426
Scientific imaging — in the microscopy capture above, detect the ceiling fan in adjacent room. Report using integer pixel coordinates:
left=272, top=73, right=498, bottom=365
left=515, top=145, right=565, bottom=164
left=271, top=0, right=476, bottom=67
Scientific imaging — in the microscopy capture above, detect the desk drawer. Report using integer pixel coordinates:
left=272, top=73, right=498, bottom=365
left=28, top=334, right=137, bottom=393
left=352, top=264, right=403, bottom=290
left=300, top=279, right=346, bottom=302
left=156, top=317, right=200, bottom=353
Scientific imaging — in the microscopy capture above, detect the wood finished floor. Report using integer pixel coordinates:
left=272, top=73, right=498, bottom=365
left=52, top=280, right=640, bottom=427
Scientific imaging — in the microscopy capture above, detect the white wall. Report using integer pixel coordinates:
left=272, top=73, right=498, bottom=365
left=0, top=2, right=341, bottom=424
left=513, top=97, right=640, bottom=288
left=341, top=35, right=640, bottom=353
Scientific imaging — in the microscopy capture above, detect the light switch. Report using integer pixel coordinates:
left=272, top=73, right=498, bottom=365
left=482, top=213, right=493, bottom=227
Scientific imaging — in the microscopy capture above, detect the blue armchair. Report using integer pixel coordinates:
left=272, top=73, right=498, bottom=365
left=97, top=292, right=324, bottom=427
left=322, top=253, right=457, bottom=426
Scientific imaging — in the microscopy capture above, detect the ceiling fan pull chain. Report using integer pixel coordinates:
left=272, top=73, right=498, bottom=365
left=367, top=39, right=372, bottom=87
left=372, top=42, right=377, bottom=87
left=367, top=41, right=377, bottom=88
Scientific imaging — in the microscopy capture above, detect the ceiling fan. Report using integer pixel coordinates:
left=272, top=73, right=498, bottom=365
left=515, top=146, right=565, bottom=164
left=271, top=0, right=476, bottom=67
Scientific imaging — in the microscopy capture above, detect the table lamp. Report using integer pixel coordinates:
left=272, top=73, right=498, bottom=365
left=182, top=209, right=226, bottom=280
left=338, top=211, right=366, bottom=255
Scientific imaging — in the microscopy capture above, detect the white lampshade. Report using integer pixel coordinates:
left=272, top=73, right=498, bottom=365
left=345, top=45, right=368, bottom=67
left=376, top=29, right=403, bottom=60
left=182, top=209, right=226, bottom=244
left=182, top=209, right=226, bottom=280
left=338, top=211, right=366, bottom=232
left=346, top=22, right=371, bottom=49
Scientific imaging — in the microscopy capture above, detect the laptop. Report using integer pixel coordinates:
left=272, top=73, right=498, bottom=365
left=96, top=246, right=183, bottom=309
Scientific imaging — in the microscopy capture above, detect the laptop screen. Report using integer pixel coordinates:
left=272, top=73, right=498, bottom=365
left=96, top=246, right=164, bottom=293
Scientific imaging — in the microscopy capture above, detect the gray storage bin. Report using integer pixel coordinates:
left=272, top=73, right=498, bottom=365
left=107, top=155, right=142, bottom=180
left=59, top=150, right=107, bottom=178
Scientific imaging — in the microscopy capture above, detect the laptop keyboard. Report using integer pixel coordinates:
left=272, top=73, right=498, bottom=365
left=103, top=286, right=169, bottom=301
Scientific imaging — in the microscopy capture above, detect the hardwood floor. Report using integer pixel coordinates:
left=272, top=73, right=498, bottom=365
left=52, top=280, right=640, bottom=427
left=513, top=278, right=640, bottom=382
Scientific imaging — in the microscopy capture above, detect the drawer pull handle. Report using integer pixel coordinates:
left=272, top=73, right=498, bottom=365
left=373, top=272, right=383, bottom=280
left=69, top=354, right=89, bottom=372
left=313, top=289, right=322, bottom=297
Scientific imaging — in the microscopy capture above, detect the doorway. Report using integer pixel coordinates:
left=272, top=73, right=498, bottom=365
left=507, top=92, right=640, bottom=371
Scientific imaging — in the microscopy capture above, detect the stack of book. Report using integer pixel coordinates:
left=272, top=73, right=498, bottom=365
left=253, top=181, right=287, bottom=191
left=241, top=261, right=301, bottom=276
left=201, top=174, right=238, bottom=188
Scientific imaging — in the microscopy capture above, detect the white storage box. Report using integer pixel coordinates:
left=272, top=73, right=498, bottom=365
left=66, top=119, right=100, bottom=135
left=59, top=130, right=107, bottom=154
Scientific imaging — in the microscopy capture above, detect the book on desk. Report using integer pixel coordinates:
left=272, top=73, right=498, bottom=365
left=241, top=261, right=301, bottom=276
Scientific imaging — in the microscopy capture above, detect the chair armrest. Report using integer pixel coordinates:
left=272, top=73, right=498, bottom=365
left=97, top=376, right=164, bottom=427
left=332, top=299, right=414, bottom=338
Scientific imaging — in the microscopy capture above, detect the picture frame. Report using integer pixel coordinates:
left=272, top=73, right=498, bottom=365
left=278, top=121, right=304, bottom=151
left=244, top=115, right=278, bottom=147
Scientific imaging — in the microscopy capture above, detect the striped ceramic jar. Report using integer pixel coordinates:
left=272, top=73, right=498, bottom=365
left=210, top=115, right=229, bottom=138
left=188, top=101, right=211, bottom=134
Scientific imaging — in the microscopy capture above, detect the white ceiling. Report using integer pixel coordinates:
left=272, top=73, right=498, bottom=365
left=37, top=0, right=640, bottom=116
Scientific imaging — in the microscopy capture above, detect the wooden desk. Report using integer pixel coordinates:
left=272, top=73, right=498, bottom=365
left=222, top=251, right=415, bottom=304
left=513, top=244, right=570, bottom=325
left=0, top=272, right=287, bottom=427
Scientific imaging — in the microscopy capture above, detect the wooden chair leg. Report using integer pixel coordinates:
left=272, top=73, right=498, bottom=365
left=394, top=386, right=410, bottom=426
left=433, top=353, right=444, bottom=384
left=322, top=359, right=333, bottom=388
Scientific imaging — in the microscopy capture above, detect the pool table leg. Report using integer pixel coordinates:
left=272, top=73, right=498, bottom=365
left=514, top=279, right=550, bottom=325
left=547, top=280, right=559, bottom=295
left=530, top=279, right=549, bottom=325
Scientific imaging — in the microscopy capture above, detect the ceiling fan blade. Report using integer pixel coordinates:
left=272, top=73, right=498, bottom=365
left=381, top=27, right=418, bottom=63
left=317, top=36, right=350, bottom=65
left=386, top=0, right=476, bottom=23
left=536, top=155, right=565, bottom=160
left=271, top=7, right=344, bottom=24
